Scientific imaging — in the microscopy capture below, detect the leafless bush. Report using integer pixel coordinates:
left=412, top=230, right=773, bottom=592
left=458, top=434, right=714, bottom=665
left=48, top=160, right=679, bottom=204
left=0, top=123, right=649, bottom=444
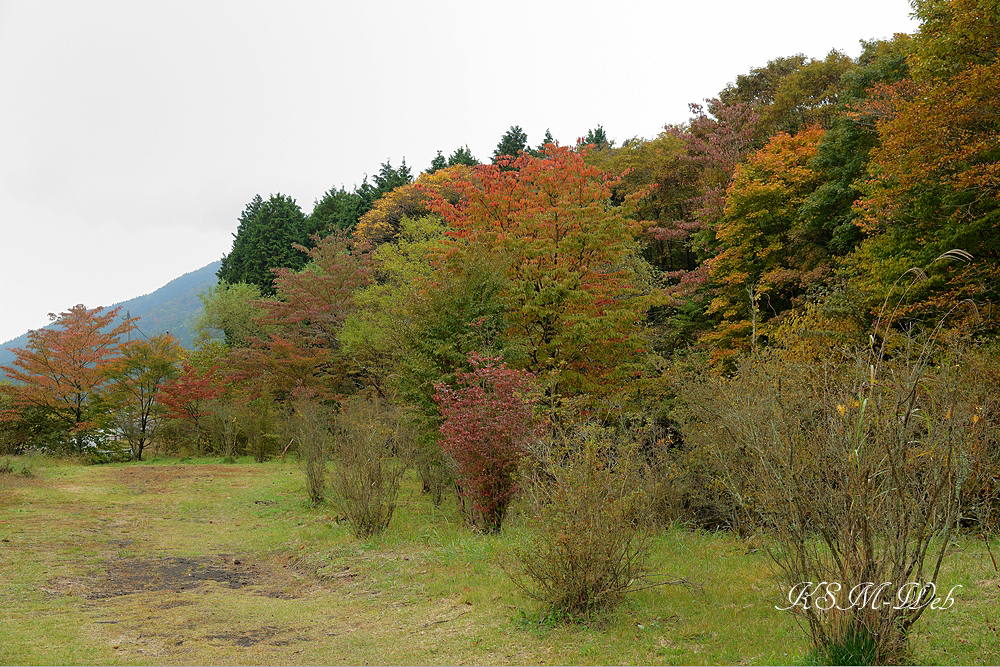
left=414, top=433, right=449, bottom=506
left=678, top=328, right=996, bottom=663
left=329, top=394, right=412, bottom=539
left=206, top=399, right=242, bottom=462
left=289, top=396, right=332, bottom=505
left=507, top=424, right=650, bottom=616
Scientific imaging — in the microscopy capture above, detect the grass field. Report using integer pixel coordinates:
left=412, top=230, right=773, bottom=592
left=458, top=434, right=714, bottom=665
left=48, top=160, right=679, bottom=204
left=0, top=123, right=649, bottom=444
left=1, top=455, right=998, bottom=665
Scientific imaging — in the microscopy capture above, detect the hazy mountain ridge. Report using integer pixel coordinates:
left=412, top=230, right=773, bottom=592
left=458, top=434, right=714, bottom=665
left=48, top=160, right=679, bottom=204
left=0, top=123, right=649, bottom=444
left=0, top=261, right=220, bottom=369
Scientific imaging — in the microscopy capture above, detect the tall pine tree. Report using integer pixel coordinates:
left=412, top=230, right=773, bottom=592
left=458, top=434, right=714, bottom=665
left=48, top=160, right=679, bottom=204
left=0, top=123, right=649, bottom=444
left=218, top=193, right=310, bottom=295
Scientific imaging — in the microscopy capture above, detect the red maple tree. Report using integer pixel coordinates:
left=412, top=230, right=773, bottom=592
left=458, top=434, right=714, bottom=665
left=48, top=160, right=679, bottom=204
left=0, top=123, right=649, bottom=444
left=157, top=362, right=225, bottom=454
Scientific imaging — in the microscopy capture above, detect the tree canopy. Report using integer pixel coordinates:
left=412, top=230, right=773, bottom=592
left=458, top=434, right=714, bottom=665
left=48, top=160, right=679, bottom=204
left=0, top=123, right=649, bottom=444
left=217, top=193, right=311, bottom=294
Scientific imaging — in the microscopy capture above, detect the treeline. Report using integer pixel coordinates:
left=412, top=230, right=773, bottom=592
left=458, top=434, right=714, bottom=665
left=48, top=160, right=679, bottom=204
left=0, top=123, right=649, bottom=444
left=213, top=14, right=999, bottom=378
left=2, top=0, right=996, bottom=467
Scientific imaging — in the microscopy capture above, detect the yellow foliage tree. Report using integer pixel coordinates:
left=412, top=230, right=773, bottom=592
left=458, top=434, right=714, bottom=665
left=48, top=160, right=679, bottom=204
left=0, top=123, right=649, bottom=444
left=353, top=165, right=470, bottom=244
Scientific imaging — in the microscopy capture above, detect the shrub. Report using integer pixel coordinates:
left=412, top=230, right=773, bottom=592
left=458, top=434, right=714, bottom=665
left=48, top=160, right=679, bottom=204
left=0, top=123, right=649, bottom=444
left=0, top=457, right=31, bottom=478
left=413, top=430, right=450, bottom=507
left=508, top=424, right=649, bottom=616
left=678, top=330, right=995, bottom=664
left=86, top=440, right=131, bottom=465
left=433, top=354, right=538, bottom=533
left=152, top=418, right=190, bottom=457
left=328, top=394, right=412, bottom=539
left=950, top=341, right=1000, bottom=532
left=0, top=400, right=73, bottom=456
left=246, top=390, right=281, bottom=463
left=289, top=395, right=331, bottom=505
left=205, top=399, right=244, bottom=462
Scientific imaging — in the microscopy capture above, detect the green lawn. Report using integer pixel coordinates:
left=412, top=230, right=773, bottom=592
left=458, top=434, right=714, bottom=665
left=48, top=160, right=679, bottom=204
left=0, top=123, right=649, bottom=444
left=0, top=456, right=997, bottom=665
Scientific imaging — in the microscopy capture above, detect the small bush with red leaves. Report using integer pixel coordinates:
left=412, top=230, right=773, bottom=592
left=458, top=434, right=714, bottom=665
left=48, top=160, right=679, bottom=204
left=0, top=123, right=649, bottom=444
left=433, top=354, right=539, bottom=533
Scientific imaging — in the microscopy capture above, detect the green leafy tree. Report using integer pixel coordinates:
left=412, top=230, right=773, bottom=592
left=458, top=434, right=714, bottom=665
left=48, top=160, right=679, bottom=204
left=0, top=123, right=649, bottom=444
left=426, top=150, right=448, bottom=174
left=797, top=36, right=912, bottom=257
left=341, top=214, right=509, bottom=500
left=342, top=215, right=508, bottom=414
left=340, top=215, right=446, bottom=394
left=0, top=386, right=67, bottom=454
left=428, top=147, right=480, bottom=176
left=719, top=51, right=854, bottom=136
left=579, top=125, right=610, bottom=149
left=309, top=185, right=371, bottom=234
left=719, top=54, right=809, bottom=108
left=373, top=159, right=413, bottom=197
left=533, top=128, right=556, bottom=156
left=103, top=334, right=181, bottom=460
left=196, top=282, right=268, bottom=347
left=766, top=50, right=855, bottom=133
left=217, top=193, right=311, bottom=294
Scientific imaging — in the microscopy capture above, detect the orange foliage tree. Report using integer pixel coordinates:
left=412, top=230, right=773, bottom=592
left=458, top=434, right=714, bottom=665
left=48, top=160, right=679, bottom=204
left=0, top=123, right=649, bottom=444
left=705, top=126, right=828, bottom=363
left=0, top=305, right=136, bottom=451
left=103, top=334, right=181, bottom=460
left=353, top=166, right=470, bottom=244
left=852, top=0, right=1000, bottom=323
left=425, top=145, right=660, bottom=415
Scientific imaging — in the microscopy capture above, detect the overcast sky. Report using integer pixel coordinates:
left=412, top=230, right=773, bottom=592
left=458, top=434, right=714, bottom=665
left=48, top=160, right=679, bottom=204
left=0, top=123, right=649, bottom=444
left=0, top=0, right=919, bottom=344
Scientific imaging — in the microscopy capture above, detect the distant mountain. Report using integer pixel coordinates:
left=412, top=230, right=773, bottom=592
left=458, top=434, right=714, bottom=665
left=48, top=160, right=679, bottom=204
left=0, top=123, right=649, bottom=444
left=0, top=261, right=220, bottom=369
left=108, top=260, right=221, bottom=348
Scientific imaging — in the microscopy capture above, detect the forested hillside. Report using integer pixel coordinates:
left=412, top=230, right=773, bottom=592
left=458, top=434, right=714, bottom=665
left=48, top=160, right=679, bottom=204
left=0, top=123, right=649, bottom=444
left=2, top=2, right=998, bottom=661
left=107, top=261, right=221, bottom=349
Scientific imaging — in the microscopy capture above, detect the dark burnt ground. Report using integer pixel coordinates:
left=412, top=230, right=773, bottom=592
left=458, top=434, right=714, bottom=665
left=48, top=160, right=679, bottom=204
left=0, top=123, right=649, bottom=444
left=86, top=554, right=267, bottom=599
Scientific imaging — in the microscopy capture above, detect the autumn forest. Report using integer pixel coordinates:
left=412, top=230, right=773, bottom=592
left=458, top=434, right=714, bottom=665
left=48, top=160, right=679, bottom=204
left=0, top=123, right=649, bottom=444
left=2, top=0, right=999, bottom=663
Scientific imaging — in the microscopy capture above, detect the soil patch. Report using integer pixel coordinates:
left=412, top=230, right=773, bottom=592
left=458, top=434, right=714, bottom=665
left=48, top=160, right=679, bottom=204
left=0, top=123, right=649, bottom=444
left=107, top=465, right=245, bottom=494
left=205, top=626, right=289, bottom=647
left=86, top=554, right=263, bottom=599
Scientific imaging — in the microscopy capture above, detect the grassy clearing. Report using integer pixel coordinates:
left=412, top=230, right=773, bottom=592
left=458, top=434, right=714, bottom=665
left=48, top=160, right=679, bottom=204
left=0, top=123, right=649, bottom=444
left=1, top=456, right=998, bottom=665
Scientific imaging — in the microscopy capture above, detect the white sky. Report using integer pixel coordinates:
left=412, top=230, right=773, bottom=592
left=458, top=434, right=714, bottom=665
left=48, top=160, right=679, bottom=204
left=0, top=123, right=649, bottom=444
left=0, top=0, right=919, bottom=344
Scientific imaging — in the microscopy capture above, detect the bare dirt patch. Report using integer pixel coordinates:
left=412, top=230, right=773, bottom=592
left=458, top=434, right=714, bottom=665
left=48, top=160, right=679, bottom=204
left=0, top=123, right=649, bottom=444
left=46, top=552, right=326, bottom=602
left=87, top=555, right=261, bottom=598
left=106, top=465, right=245, bottom=494
left=205, top=626, right=291, bottom=647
